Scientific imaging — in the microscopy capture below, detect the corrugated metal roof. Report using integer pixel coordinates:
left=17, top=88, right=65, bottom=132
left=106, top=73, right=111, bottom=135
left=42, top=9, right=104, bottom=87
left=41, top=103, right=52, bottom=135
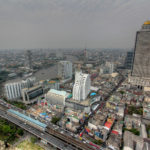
left=8, top=109, right=47, bottom=128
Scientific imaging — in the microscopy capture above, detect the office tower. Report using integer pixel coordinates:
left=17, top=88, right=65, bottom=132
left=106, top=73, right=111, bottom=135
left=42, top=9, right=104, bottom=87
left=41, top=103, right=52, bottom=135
left=107, top=62, right=114, bottom=74
left=26, top=50, right=32, bottom=69
left=58, top=61, right=72, bottom=80
left=73, top=72, right=91, bottom=101
left=129, top=21, right=150, bottom=87
left=100, top=62, right=114, bottom=74
left=5, top=77, right=35, bottom=100
left=124, top=51, right=134, bottom=69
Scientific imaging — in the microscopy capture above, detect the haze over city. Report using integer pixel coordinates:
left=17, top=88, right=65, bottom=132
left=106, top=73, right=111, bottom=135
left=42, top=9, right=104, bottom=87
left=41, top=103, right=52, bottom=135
left=0, top=0, right=150, bottom=49
left=1, top=0, right=150, bottom=150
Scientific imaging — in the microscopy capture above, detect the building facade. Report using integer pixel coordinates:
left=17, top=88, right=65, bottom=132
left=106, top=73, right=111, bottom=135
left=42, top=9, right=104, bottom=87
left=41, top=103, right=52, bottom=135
left=73, top=72, right=91, bottom=101
left=106, top=62, right=114, bottom=74
left=46, top=89, right=70, bottom=106
left=58, top=61, right=72, bottom=80
left=124, top=51, right=134, bottom=69
left=22, top=85, right=43, bottom=104
left=39, top=80, right=60, bottom=93
left=5, top=77, right=35, bottom=100
left=130, top=21, right=150, bottom=87
left=99, top=62, right=114, bottom=75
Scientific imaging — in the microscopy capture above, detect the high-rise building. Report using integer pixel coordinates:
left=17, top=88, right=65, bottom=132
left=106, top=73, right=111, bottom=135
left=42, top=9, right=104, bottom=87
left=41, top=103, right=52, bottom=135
left=99, top=62, right=114, bottom=75
left=129, top=21, right=150, bottom=87
left=5, top=77, right=35, bottom=100
left=124, top=51, right=134, bottom=69
left=73, top=72, right=91, bottom=101
left=106, top=62, right=114, bottom=74
left=26, top=50, right=33, bottom=69
left=58, top=61, right=72, bottom=80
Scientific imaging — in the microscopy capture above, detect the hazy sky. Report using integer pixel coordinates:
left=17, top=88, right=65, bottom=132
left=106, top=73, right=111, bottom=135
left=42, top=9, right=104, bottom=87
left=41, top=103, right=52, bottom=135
left=0, top=0, right=150, bottom=49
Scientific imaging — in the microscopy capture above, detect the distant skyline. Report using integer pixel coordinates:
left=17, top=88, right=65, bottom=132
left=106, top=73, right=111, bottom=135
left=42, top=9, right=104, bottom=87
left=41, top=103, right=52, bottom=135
left=0, top=0, right=150, bottom=49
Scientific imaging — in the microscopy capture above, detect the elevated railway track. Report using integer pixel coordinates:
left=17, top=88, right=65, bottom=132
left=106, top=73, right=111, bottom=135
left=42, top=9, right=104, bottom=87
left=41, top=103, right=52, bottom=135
left=46, top=127, right=94, bottom=150
left=0, top=104, right=94, bottom=150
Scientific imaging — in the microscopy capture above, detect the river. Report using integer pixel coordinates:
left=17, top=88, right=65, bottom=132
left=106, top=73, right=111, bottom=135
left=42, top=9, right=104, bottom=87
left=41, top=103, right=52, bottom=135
left=5, top=54, right=78, bottom=83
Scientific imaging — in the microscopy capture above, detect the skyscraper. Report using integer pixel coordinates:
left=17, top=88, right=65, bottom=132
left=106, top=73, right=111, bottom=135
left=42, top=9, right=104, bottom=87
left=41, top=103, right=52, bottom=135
left=26, top=50, right=32, bottom=69
left=106, top=62, right=114, bottom=74
left=124, top=51, right=134, bottom=69
left=73, top=72, right=91, bottom=101
left=129, top=21, right=150, bottom=87
left=58, top=61, right=72, bottom=80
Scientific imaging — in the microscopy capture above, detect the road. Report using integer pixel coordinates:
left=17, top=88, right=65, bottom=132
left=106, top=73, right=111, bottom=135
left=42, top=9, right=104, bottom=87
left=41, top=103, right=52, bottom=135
left=0, top=102, right=94, bottom=150
left=0, top=72, right=125, bottom=150
left=0, top=108, right=77, bottom=150
left=77, top=73, right=125, bottom=135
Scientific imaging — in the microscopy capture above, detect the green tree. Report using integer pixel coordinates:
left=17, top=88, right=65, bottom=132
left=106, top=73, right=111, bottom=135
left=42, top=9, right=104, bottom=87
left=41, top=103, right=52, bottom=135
left=128, top=106, right=143, bottom=115
left=123, top=128, right=140, bottom=136
left=92, top=139, right=103, bottom=145
left=30, top=136, right=38, bottom=143
left=2, top=125, right=11, bottom=134
left=17, top=128, right=24, bottom=136
left=146, top=124, right=150, bottom=138
left=8, top=101, right=27, bottom=110
left=119, top=90, right=125, bottom=100
left=51, top=116, right=60, bottom=124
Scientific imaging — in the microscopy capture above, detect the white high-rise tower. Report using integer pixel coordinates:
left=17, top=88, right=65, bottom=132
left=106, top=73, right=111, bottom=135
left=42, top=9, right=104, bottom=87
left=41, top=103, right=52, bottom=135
left=58, top=61, right=72, bottom=80
left=73, top=72, right=91, bottom=101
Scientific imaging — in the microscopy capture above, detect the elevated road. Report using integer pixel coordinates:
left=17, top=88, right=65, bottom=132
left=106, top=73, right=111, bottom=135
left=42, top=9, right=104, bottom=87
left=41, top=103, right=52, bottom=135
left=0, top=72, right=125, bottom=150
left=0, top=106, right=94, bottom=150
left=0, top=108, right=77, bottom=150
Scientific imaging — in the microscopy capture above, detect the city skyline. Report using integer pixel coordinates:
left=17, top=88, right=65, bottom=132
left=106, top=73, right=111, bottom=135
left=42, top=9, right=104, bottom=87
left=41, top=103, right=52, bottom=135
left=0, top=0, right=150, bottom=49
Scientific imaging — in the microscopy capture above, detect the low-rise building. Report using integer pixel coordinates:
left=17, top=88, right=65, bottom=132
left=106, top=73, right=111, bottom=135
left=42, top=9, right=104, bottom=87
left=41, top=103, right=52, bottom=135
left=125, top=115, right=141, bottom=129
left=65, top=98, right=90, bottom=113
left=123, top=131, right=150, bottom=150
left=46, top=89, right=70, bottom=106
left=140, top=124, right=148, bottom=138
left=107, top=133, right=122, bottom=150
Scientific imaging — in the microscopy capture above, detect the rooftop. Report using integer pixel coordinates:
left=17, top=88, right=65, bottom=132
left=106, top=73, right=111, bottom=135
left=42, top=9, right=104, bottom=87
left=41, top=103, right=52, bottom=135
left=49, top=89, right=67, bottom=97
left=68, top=98, right=90, bottom=106
left=144, top=20, right=150, bottom=25
left=7, top=109, right=47, bottom=128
